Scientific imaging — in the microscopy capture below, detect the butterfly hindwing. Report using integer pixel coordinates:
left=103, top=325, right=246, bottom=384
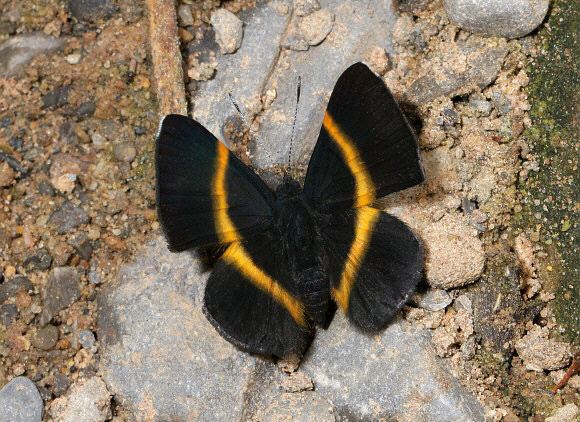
left=321, top=208, right=423, bottom=331
left=303, top=62, right=424, bottom=210
left=203, top=229, right=314, bottom=358
left=155, top=114, right=275, bottom=251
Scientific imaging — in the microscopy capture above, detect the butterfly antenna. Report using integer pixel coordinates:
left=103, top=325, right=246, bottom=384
left=228, top=93, right=260, bottom=143
left=288, top=76, right=302, bottom=170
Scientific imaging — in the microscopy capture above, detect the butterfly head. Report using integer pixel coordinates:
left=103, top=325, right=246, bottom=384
left=276, top=173, right=302, bottom=198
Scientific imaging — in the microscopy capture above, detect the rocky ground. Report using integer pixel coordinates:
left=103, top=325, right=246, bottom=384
left=0, top=0, right=578, bottom=421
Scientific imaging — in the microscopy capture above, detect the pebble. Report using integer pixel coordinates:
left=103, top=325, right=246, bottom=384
left=23, top=248, right=53, bottom=271
left=33, top=325, right=60, bottom=351
left=42, top=85, right=72, bottom=109
left=0, top=275, right=34, bottom=304
left=48, top=201, right=90, bottom=234
left=177, top=4, right=194, bottom=27
left=65, top=53, right=81, bottom=64
left=75, top=101, right=97, bottom=118
left=422, top=214, right=486, bottom=289
left=211, top=9, right=243, bottom=54
left=0, top=33, right=65, bottom=77
left=444, top=0, right=550, bottom=39
left=411, top=288, right=452, bottom=311
left=294, top=0, right=321, bottom=16
left=9, top=137, right=23, bottom=149
left=78, top=330, right=97, bottom=350
left=392, top=14, right=415, bottom=47
left=545, top=404, right=579, bottom=422
left=112, top=142, right=137, bottom=163
left=50, top=374, right=71, bottom=397
left=514, top=325, right=571, bottom=371
left=67, top=0, right=117, bottom=22
left=0, top=116, right=13, bottom=127
left=70, top=237, right=93, bottom=261
left=298, top=9, right=334, bottom=46
left=0, top=377, right=43, bottom=422
left=39, top=267, right=81, bottom=326
left=0, top=161, right=16, bottom=187
left=50, top=377, right=112, bottom=422
left=364, top=46, right=390, bottom=75
left=0, top=303, right=19, bottom=325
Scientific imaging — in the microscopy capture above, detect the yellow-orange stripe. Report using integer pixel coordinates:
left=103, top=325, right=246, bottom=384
left=322, top=113, right=375, bottom=207
left=211, top=141, right=306, bottom=326
left=323, top=112, right=380, bottom=311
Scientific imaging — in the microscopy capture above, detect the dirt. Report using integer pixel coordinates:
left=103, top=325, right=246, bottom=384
left=0, top=0, right=577, bottom=420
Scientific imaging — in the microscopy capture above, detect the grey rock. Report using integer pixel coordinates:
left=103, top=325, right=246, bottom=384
left=50, top=374, right=71, bottom=397
left=70, top=236, right=93, bottom=261
left=38, top=180, right=56, bottom=196
left=33, top=325, right=59, bottom=351
left=75, top=101, right=97, bottom=118
left=0, top=377, right=43, bottom=422
left=177, top=4, right=194, bottom=27
left=100, top=236, right=483, bottom=420
left=211, top=9, right=244, bottom=54
left=0, top=32, right=64, bottom=78
left=23, top=248, right=53, bottom=271
left=0, top=304, right=18, bottom=325
left=112, top=142, right=136, bottom=163
left=98, top=238, right=262, bottom=420
left=444, top=0, right=549, bottom=39
left=298, top=9, right=334, bottom=46
left=404, top=45, right=508, bottom=105
left=48, top=201, right=90, bottom=234
left=301, top=316, right=484, bottom=421
left=545, top=404, right=579, bottom=422
left=412, top=288, right=452, bottom=311
left=78, top=330, right=96, bottom=350
left=468, top=94, right=492, bottom=116
left=9, top=137, right=23, bottom=149
left=491, top=91, right=511, bottom=115
left=260, top=392, right=336, bottom=422
left=67, top=0, right=118, bottom=22
left=0, top=275, right=33, bottom=304
left=39, top=267, right=81, bottom=326
left=42, top=86, right=73, bottom=109
left=294, top=0, right=321, bottom=17
left=50, top=377, right=111, bottom=422
left=193, top=0, right=400, bottom=176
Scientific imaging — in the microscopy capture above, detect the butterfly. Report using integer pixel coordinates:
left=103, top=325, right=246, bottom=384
left=155, top=62, right=425, bottom=358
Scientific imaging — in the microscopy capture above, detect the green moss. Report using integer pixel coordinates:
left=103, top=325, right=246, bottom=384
left=521, top=0, right=580, bottom=345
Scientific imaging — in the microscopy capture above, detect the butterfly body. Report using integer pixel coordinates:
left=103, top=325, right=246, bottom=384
left=156, top=63, right=425, bottom=358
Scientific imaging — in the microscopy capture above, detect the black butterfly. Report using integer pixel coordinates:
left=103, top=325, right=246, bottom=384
left=155, top=62, right=424, bottom=358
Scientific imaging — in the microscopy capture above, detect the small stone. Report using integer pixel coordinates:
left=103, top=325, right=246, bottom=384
left=365, top=46, right=389, bottom=75
left=65, top=53, right=81, bottom=64
left=282, top=34, right=309, bottom=51
left=211, top=9, right=244, bottom=54
left=0, top=275, right=34, bottom=304
left=294, top=0, right=321, bottom=16
left=134, top=125, right=146, bottom=136
left=0, top=161, right=16, bottom=187
left=422, top=214, right=486, bottom=289
left=70, top=237, right=93, bottom=261
left=50, top=377, right=112, bottom=422
left=39, top=267, right=82, bottom=326
left=78, top=330, right=96, bottom=350
left=0, top=303, right=19, bottom=325
left=0, top=33, right=65, bottom=77
left=9, top=137, right=24, bottom=149
left=38, top=180, right=56, bottom=196
left=112, top=142, right=137, bottom=163
left=67, top=0, right=118, bottom=22
left=298, top=9, right=334, bottom=46
left=392, top=14, right=414, bottom=47
left=42, top=85, right=72, bottom=109
left=515, top=325, right=571, bottom=371
left=49, top=201, right=90, bottom=234
left=33, top=325, right=59, bottom=350
left=52, top=173, right=77, bottom=193
left=75, top=101, right=97, bottom=118
left=50, top=374, right=71, bottom=397
left=411, top=289, right=452, bottom=311
left=545, top=404, right=579, bottom=422
left=444, top=0, right=550, bottom=39
left=23, top=248, right=53, bottom=271
left=468, top=95, right=492, bottom=116
left=177, top=4, right=194, bottom=26
left=0, top=377, right=43, bottom=422
left=1, top=116, right=14, bottom=127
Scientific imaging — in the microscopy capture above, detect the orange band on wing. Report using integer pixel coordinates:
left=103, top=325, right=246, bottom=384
left=211, top=141, right=306, bottom=326
left=323, top=112, right=380, bottom=311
